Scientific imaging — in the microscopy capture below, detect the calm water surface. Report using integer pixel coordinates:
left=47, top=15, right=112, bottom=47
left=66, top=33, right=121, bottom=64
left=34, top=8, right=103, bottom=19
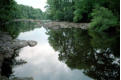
left=1, top=22, right=119, bottom=80
left=13, top=27, right=92, bottom=80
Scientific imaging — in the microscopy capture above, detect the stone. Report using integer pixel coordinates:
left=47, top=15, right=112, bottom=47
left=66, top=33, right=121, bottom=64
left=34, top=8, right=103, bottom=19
left=27, top=40, right=37, bottom=47
left=43, top=21, right=89, bottom=29
left=0, top=32, right=37, bottom=79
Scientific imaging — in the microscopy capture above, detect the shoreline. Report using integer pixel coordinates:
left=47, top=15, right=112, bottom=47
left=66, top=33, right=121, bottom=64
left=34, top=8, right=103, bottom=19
left=0, top=31, right=37, bottom=80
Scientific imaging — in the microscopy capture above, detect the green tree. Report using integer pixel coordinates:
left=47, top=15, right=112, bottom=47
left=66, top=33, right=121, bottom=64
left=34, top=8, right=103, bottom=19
left=46, top=0, right=120, bottom=32
left=73, top=0, right=94, bottom=22
left=14, top=5, right=43, bottom=20
left=89, top=7, right=118, bottom=31
left=46, top=0, right=74, bottom=21
left=0, top=0, right=16, bottom=23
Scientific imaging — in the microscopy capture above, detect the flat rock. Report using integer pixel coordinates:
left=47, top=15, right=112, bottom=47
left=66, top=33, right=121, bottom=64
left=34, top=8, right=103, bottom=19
left=0, top=32, right=37, bottom=58
left=0, top=32, right=37, bottom=79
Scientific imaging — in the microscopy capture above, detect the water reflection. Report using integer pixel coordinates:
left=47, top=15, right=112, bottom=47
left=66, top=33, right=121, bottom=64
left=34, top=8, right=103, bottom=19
left=0, top=52, right=26, bottom=78
left=13, top=27, right=92, bottom=80
left=0, top=21, right=38, bottom=38
left=0, top=22, right=120, bottom=80
left=47, top=28, right=120, bottom=80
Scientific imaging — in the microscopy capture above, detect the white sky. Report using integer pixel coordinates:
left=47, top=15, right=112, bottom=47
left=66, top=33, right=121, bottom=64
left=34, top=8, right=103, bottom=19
left=15, top=0, right=47, bottom=11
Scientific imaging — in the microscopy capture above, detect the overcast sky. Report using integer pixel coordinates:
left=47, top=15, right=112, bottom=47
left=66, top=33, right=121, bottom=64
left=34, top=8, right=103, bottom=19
left=15, top=0, right=47, bottom=11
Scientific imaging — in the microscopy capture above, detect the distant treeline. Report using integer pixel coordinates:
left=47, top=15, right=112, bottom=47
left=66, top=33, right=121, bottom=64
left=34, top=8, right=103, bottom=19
left=46, top=0, right=120, bottom=31
left=0, top=0, right=120, bottom=32
left=0, top=0, right=46, bottom=24
left=13, top=4, right=47, bottom=20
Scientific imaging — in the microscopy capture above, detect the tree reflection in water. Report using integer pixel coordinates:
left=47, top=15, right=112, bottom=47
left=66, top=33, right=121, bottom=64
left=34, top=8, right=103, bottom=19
left=0, top=51, right=27, bottom=78
left=0, top=22, right=35, bottom=78
left=0, top=21, right=37, bottom=38
left=47, top=28, right=120, bottom=80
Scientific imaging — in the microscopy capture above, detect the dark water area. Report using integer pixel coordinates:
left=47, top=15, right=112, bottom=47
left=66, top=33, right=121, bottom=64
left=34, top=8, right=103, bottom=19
left=0, top=22, right=120, bottom=80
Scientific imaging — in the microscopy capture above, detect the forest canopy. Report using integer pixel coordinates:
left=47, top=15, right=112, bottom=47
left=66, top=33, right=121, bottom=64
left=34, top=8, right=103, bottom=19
left=13, top=4, right=44, bottom=20
left=0, top=0, right=44, bottom=24
left=0, top=0, right=120, bottom=32
left=46, top=0, right=120, bottom=31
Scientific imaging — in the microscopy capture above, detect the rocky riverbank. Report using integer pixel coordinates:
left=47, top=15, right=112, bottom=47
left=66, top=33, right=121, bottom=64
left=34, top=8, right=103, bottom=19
left=43, top=21, right=88, bottom=29
left=0, top=31, right=37, bottom=80
left=6, top=20, right=89, bottom=29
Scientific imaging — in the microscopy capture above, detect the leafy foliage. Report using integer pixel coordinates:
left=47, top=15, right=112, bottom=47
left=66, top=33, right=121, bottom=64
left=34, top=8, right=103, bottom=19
left=0, top=0, right=16, bottom=23
left=89, top=7, right=118, bottom=31
left=0, top=0, right=45, bottom=26
left=73, top=0, right=94, bottom=22
left=13, top=4, right=43, bottom=20
left=46, top=0, right=119, bottom=31
left=46, top=0, right=74, bottom=21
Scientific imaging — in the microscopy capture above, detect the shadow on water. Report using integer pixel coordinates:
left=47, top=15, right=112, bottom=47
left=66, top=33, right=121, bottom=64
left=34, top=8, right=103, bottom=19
left=0, top=21, right=120, bottom=80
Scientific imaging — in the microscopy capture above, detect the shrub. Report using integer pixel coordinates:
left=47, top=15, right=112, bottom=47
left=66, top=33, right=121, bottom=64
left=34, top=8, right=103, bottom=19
left=89, top=7, right=118, bottom=31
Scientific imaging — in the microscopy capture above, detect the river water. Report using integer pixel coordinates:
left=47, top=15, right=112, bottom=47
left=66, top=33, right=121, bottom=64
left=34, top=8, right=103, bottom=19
left=13, top=27, right=92, bottom=80
left=1, top=22, right=120, bottom=80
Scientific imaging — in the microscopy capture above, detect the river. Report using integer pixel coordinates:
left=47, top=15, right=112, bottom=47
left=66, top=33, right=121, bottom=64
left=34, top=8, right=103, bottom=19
left=0, top=21, right=120, bottom=80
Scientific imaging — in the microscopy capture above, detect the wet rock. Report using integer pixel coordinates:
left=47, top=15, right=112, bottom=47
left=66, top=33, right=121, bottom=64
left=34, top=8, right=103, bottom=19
left=12, top=39, right=37, bottom=49
left=0, top=32, right=37, bottom=58
left=0, top=32, right=37, bottom=56
left=0, top=32, right=37, bottom=79
left=11, top=40, right=29, bottom=49
left=27, top=40, right=37, bottom=47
